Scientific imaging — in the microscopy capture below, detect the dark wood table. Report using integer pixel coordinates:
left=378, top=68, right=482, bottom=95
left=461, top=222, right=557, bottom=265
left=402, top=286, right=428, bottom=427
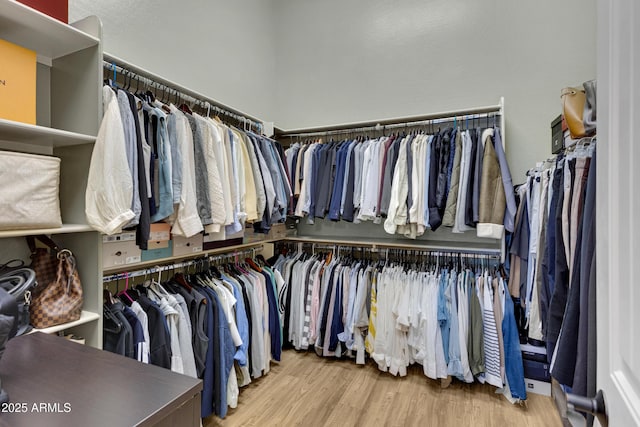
left=0, top=332, right=202, bottom=427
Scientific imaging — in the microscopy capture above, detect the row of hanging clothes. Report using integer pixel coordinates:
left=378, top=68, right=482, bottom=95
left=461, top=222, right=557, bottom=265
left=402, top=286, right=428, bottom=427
left=271, top=243, right=527, bottom=403
left=102, top=250, right=285, bottom=419
left=507, top=138, right=597, bottom=405
left=87, top=63, right=292, bottom=250
left=283, top=119, right=516, bottom=240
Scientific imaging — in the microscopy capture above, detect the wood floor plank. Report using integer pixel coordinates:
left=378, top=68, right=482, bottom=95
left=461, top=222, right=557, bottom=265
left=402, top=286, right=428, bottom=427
left=204, top=350, right=562, bottom=427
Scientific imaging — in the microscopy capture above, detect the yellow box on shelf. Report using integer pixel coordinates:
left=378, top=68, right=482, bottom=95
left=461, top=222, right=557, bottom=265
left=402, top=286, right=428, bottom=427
left=0, top=39, right=36, bottom=125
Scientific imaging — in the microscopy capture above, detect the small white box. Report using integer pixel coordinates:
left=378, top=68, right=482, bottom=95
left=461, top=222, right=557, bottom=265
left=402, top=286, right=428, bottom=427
left=102, top=232, right=141, bottom=268
left=149, top=222, right=171, bottom=242
left=203, top=229, right=225, bottom=242
left=524, top=378, right=551, bottom=396
left=173, top=234, right=203, bottom=256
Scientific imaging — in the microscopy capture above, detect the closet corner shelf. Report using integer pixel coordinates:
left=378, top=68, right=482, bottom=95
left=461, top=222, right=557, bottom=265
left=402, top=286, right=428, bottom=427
left=0, top=119, right=96, bottom=148
left=28, top=310, right=100, bottom=335
left=0, top=0, right=99, bottom=60
left=0, top=224, right=95, bottom=238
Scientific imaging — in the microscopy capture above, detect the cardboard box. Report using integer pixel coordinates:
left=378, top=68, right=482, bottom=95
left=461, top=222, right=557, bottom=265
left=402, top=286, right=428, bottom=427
left=521, top=343, right=548, bottom=363
left=102, top=232, right=141, bottom=268
left=0, top=39, right=36, bottom=125
left=141, top=240, right=173, bottom=262
left=148, top=239, right=169, bottom=249
left=244, top=232, right=268, bottom=244
left=203, top=228, right=226, bottom=242
left=149, top=222, right=171, bottom=242
left=173, top=233, right=204, bottom=257
left=267, top=223, right=287, bottom=239
left=17, top=0, right=68, bottom=23
left=524, top=378, right=551, bottom=397
left=523, top=358, right=551, bottom=383
left=226, top=228, right=245, bottom=240
left=203, top=227, right=244, bottom=250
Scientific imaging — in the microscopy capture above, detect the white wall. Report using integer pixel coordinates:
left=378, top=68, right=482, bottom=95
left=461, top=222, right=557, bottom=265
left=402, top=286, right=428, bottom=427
left=69, top=0, right=277, bottom=122
left=272, top=0, right=597, bottom=180
left=70, top=0, right=597, bottom=180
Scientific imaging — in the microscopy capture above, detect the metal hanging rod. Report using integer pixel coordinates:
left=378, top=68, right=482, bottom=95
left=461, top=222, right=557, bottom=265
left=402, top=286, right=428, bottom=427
left=102, top=52, right=264, bottom=132
left=282, top=237, right=501, bottom=256
left=278, top=112, right=499, bottom=139
left=102, top=247, right=261, bottom=283
left=289, top=243, right=499, bottom=259
left=276, top=97, right=505, bottom=138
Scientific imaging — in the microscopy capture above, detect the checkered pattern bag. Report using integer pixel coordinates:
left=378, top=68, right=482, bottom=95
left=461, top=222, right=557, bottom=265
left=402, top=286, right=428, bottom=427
left=27, top=236, right=83, bottom=329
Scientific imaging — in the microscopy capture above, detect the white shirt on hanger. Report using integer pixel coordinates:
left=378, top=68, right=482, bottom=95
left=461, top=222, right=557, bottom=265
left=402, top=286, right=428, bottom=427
left=85, top=86, right=135, bottom=235
left=384, top=137, right=409, bottom=235
left=130, top=300, right=150, bottom=364
left=194, top=113, right=226, bottom=232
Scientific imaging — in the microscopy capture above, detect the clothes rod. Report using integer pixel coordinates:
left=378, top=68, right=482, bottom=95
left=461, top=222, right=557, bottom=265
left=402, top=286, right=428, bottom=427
left=279, top=112, right=500, bottom=138
left=276, top=97, right=504, bottom=137
left=281, top=237, right=502, bottom=256
left=102, top=247, right=260, bottom=283
left=103, top=59, right=261, bottom=133
left=291, top=242, right=500, bottom=259
left=103, top=52, right=264, bottom=127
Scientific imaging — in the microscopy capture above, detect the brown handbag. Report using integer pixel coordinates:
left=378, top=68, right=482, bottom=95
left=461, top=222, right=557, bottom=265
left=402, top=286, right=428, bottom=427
left=27, top=235, right=83, bottom=329
left=561, top=87, right=586, bottom=139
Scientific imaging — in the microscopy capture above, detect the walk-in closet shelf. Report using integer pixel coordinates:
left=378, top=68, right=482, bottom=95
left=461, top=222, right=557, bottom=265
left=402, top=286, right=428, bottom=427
left=0, top=224, right=94, bottom=239
left=0, top=1, right=103, bottom=348
left=0, top=0, right=98, bottom=61
left=0, top=118, right=96, bottom=149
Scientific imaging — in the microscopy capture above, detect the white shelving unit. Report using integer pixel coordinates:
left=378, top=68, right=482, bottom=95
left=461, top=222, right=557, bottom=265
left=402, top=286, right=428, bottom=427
left=0, top=1, right=103, bottom=348
left=0, top=0, right=98, bottom=61
left=29, top=310, right=101, bottom=335
left=0, top=224, right=94, bottom=239
left=0, top=118, right=96, bottom=148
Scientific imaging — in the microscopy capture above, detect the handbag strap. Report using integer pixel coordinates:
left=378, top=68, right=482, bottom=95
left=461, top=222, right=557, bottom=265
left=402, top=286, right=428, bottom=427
left=0, top=268, right=36, bottom=298
left=0, top=259, right=24, bottom=272
left=26, top=235, right=61, bottom=253
left=561, top=87, right=585, bottom=97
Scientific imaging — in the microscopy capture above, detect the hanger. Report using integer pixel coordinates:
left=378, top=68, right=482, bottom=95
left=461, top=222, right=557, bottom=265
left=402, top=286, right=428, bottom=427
left=156, top=84, right=164, bottom=103
left=208, top=261, right=223, bottom=279
left=179, top=98, right=193, bottom=114
left=124, top=69, right=132, bottom=91
left=173, top=89, right=180, bottom=106
left=134, top=74, right=141, bottom=94
left=137, top=267, right=164, bottom=299
left=118, top=69, right=127, bottom=90
left=107, top=62, right=118, bottom=89
left=103, top=288, right=115, bottom=306
left=103, top=304, right=123, bottom=333
left=174, top=267, right=193, bottom=291
left=116, top=272, right=135, bottom=305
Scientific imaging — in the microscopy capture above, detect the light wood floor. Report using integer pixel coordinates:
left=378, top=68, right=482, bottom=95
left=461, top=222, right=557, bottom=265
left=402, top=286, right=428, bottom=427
left=204, top=349, right=562, bottom=427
